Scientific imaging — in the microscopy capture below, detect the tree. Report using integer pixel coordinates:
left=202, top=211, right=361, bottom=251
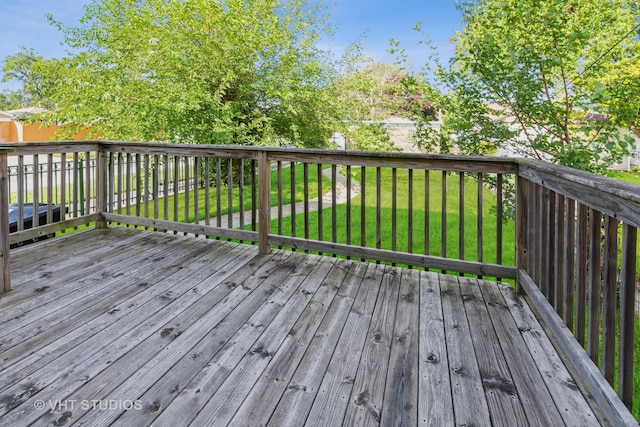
left=1, top=48, right=56, bottom=109
left=334, top=62, right=437, bottom=122
left=332, top=62, right=437, bottom=151
left=420, top=0, right=640, bottom=173
left=0, top=90, right=23, bottom=110
left=12, top=0, right=346, bottom=147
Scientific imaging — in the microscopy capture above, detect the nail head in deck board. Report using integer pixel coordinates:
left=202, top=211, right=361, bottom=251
left=417, top=272, right=453, bottom=426
left=343, top=265, right=401, bottom=426
left=440, top=274, right=492, bottom=425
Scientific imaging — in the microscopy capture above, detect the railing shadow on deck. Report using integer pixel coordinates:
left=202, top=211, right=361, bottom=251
left=0, top=141, right=638, bottom=424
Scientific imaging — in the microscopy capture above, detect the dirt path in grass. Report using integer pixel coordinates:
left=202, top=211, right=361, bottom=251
left=216, top=168, right=361, bottom=228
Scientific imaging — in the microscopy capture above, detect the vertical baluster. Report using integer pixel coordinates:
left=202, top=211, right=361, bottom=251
left=17, top=155, right=24, bottom=231
left=587, top=209, right=602, bottom=364
left=477, top=173, right=484, bottom=279
left=277, top=161, right=283, bottom=248
left=441, top=170, right=447, bottom=273
left=496, top=174, right=503, bottom=279
left=47, top=154, right=53, bottom=224
left=107, top=152, right=114, bottom=215
left=331, top=164, right=338, bottom=255
left=424, top=170, right=430, bottom=258
left=359, top=166, right=365, bottom=254
left=204, top=157, right=210, bottom=227
left=116, top=153, right=123, bottom=216
left=575, top=203, right=588, bottom=346
left=164, top=155, right=170, bottom=222
left=408, top=168, right=413, bottom=262
left=303, top=162, right=309, bottom=251
left=392, top=167, right=397, bottom=255
left=554, top=194, right=566, bottom=315
left=173, top=156, right=179, bottom=231
left=458, top=171, right=465, bottom=274
left=125, top=153, right=132, bottom=218
left=227, top=158, right=233, bottom=231
left=60, top=153, right=67, bottom=223
left=135, top=154, right=142, bottom=219
left=602, top=215, right=618, bottom=383
left=563, top=198, right=575, bottom=329
left=184, top=156, right=191, bottom=232
left=618, top=224, right=637, bottom=410
left=375, top=167, right=381, bottom=255
left=290, top=161, right=296, bottom=240
left=546, top=190, right=556, bottom=303
left=215, top=158, right=221, bottom=229
left=154, top=155, right=160, bottom=229
left=85, top=152, right=91, bottom=215
left=237, top=159, right=243, bottom=242
left=33, top=154, right=39, bottom=227
left=193, top=157, right=199, bottom=236
left=346, top=165, right=352, bottom=260
left=318, top=163, right=324, bottom=254
left=251, top=160, right=257, bottom=234
left=144, top=154, right=150, bottom=225
left=73, top=153, right=79, bottom=222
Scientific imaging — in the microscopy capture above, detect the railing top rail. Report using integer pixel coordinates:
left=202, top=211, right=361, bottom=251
left=99, top=140, right=519, bottom=173
left=518, top=158, right=640, bottom=228
left=0, top=141, right=100, bottom=155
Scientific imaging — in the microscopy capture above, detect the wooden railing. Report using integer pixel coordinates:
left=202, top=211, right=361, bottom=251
left=0, top=141, right=638, bottom=423
left=516, top=160, right=639, bottom=424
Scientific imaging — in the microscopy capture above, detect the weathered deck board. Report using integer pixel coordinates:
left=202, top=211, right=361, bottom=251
left=0, top=228, right=604, bottom=426
left=440, top=274, right=492, bottom=425
left=416, top=272, right=453, bottom=426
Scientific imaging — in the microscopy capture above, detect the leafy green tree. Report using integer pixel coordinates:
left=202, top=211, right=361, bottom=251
left=0, top=90, right=23, bottom=110
left=334, top=62, right=436, bottom=122
left=12, top=0, right=347, bottom=146
left=332, top=62, right=437, bottom=151
left=1, top=48, right=57, bottom=109
left=420, top=0, right=640, bottom=173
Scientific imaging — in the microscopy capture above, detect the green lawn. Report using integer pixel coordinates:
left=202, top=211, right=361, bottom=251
left=117, top=162, right=330, bottom=223
left=609, top=170, right=640, bottom=186
left=271, top=168, right=516, bottom=274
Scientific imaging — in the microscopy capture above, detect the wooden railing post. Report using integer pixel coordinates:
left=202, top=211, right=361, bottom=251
left=258, top=150, right=271, bottom=254
left=0, top=148, right=13, bottom=293
left=516, top=173, right=529, bottom=294
left=95, top=145, right=108, bottom=229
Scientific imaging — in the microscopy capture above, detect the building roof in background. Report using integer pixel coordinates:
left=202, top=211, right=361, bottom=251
left=1, top=107, right=47, bottom=119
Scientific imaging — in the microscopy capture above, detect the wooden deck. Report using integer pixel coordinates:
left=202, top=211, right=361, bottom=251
left=0, top=227, right=603, bottom=426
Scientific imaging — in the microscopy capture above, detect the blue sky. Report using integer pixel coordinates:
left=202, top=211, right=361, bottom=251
left=0, top=0, right=462, bottom=90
